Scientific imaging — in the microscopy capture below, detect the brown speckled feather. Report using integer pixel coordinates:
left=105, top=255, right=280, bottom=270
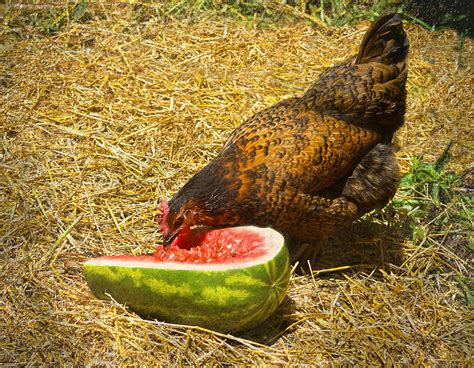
left=165, top=14, right=409, bottom=248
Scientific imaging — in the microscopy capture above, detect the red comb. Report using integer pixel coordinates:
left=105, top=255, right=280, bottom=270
left=157, top=199, right=170, bottom=235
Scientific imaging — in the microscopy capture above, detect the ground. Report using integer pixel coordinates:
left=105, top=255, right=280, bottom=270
left=1, top=3, right=472, bottom=366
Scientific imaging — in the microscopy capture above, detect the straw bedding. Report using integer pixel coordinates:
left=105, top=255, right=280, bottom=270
left=1, top=3, right=472, bottom=365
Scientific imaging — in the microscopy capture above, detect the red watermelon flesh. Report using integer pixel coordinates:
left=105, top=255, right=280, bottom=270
left=153, top=200, right=268, bottom=264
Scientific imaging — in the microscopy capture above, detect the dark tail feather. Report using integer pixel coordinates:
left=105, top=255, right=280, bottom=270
left=356, top=13, right=409, bottom=66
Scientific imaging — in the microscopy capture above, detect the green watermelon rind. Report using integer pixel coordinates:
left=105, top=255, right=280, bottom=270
left=83, top=230, right=290, bottom=332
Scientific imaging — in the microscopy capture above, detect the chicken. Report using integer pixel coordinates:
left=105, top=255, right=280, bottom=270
left=160, top=13, right=409, bottom=256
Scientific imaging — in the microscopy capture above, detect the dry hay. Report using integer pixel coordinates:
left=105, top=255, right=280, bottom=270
left=1, top=3, right=473, bottom=366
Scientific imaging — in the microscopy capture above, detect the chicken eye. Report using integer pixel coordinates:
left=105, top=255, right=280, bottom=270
left=173, top=217, right=184, bottom=229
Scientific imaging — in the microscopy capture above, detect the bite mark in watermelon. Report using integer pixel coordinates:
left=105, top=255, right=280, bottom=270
left=83, top=200, right=290, bottom=332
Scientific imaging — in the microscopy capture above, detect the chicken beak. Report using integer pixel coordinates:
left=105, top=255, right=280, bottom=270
left=163, top=230, right=179, bottom=248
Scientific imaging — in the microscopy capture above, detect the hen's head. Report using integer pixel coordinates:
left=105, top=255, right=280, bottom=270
left=158, top=162, right=245, bottom=246
left=158, top=196, right=208, bottom=247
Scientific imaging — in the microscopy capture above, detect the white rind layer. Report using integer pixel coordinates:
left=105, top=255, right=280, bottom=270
left=84, top=226, right=285, bottom=271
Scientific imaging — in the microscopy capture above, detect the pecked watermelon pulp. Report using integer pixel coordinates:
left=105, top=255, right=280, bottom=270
left=83, top=202, right=290, bottom=332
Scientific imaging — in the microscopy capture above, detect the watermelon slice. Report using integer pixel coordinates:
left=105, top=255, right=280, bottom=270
left=83, top=202, right=290, bottom=332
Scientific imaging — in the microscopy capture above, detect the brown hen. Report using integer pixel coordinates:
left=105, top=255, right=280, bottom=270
left=161, top=14, right=409, bottom=256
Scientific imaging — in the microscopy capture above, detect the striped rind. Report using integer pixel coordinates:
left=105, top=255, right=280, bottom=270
left=83, top=227, right=290, bottom=332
